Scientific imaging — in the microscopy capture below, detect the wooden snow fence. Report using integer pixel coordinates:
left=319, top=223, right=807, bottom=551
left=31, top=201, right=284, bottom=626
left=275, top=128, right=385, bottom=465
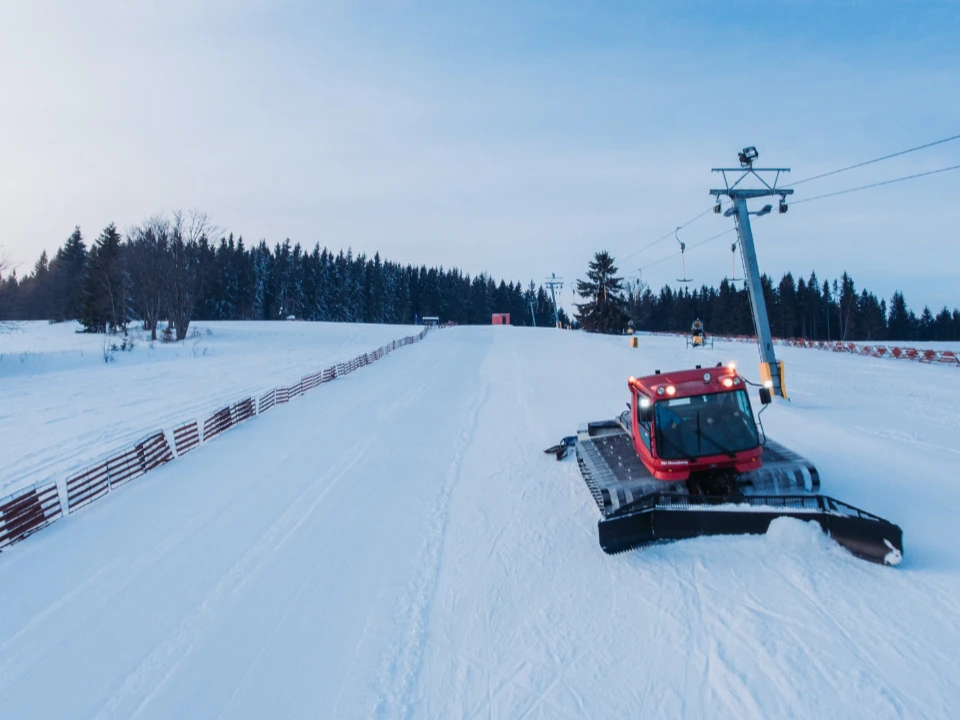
left=65, top=460, right=110, bottom=511
left=66, top=430, right=174, bottom=513
left=173, top=420, right=201, bottom=456
left=202, top=397, right=256, bottom=443
left=3, top=327, right=432, bottom=552
left=0, top=481, right=62, bottom=551
left=259, top=388, right=278, bottom=414
left=286, top=380, right=304, bottom=401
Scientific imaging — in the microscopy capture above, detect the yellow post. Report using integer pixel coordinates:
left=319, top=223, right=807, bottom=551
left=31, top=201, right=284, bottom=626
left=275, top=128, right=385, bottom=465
left=759, top=361, right=788, bottom=400
left=630, top=337, right=639, bottom=348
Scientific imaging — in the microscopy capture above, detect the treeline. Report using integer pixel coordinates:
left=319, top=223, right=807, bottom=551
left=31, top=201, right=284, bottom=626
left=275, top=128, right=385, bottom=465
left=625, top=271, right=960, bottom=342
left=5, top=227, right=955, bottom=342
left=0, top=213, right=570, bottom=337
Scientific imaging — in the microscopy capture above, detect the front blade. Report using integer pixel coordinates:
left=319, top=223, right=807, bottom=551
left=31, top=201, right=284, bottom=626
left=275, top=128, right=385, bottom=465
left=597, top=494, right=904, bottom=565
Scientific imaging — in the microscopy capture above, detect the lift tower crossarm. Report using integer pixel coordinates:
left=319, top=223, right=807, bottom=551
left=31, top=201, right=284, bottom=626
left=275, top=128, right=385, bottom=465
left=709, top=188, right=794, bottom=199
left=711, top=167, right=791, bottom=194
left=709, top=153, right=793, bottom=399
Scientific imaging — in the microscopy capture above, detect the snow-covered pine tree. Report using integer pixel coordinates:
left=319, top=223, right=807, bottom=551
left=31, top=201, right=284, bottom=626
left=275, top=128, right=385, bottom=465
left=574, top=251, right=628, bottom=334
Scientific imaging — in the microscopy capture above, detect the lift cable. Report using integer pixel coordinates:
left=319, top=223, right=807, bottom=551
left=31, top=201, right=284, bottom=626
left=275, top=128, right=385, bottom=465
left=636, top=162, right=960, bottom=276
left=637, top=228, right=737, bottom=273
left=617, top=132, right=959, bottom=268
left=619, top=204, right=720, bottom=264
left=792, top=163, right=960, bottom=205
left=785, top=132, right=960, bottom=188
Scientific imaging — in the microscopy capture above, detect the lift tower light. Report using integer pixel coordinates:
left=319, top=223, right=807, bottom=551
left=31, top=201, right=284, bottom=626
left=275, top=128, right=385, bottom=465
left=738, top=146, right=759, bottom=167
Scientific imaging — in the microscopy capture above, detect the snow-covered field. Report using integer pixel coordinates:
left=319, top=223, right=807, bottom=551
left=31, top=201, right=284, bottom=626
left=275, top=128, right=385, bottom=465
left=0, top=321, right=416, bottom=495
left=2, top=325, right=959, bottom=719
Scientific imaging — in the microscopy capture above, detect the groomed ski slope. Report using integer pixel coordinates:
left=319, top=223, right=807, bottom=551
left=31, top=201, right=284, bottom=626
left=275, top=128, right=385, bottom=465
left=2, top=326, right=959, bottom=719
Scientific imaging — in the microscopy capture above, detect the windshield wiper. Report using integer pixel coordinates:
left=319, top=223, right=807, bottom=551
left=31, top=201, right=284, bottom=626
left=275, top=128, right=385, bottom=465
left=655, top=426, right=697, bottom=462
left=696, top=411, right=737, bottom=458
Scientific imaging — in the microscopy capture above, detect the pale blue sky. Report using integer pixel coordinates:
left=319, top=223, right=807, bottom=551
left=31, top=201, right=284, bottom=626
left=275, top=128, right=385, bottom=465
left=2, top=0, right=958, bottom=313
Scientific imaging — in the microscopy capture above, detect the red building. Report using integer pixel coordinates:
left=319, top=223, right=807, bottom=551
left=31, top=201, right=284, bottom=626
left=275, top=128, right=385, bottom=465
left=491, top=313, right=511, bottom=325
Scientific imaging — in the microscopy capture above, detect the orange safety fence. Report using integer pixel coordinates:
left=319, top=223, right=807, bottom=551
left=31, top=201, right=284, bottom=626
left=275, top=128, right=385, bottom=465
left=652, top=332, right=959, bottom=367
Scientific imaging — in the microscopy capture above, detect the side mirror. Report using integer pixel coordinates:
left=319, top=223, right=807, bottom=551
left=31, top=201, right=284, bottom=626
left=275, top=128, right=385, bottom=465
left=759, top=387, right=772, bottom=405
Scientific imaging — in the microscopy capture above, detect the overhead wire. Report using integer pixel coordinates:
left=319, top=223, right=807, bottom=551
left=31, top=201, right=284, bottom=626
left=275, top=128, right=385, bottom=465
left=785, top=132, right=960, bottom=187
left=617, top=131, right=959, bottom=273
left=637, top=159, right=960, bottom=285
left=640, top=160, right=960, bottom=279
left=792, top=163, right=960, bottom=205
left=618, top=204, right=719, bottom=265
left=637, top=228, right=737, bottom=273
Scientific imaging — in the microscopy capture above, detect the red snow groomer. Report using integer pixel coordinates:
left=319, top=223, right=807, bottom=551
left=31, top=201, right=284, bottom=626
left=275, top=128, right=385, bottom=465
left=546, top=364, right=903, bottom=565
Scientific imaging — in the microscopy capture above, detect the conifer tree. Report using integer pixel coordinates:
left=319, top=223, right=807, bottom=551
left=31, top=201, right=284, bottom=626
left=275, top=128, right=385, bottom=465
left=81, top=223, right=126, bottom=333
left=887, top=291, right=913, bottom=340
left=52, top=226, right=88, bottom=321
left=575, top=251, right=628, bottom=333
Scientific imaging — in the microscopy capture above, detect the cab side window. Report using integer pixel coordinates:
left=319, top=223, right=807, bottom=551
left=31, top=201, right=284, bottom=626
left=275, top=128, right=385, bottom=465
left=636, top=394, right=652, bottom=450
left=735, top=390, right=751, bottom=417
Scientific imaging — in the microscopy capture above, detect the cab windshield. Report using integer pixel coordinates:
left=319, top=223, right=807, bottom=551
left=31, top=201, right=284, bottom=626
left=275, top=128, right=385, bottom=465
left=654, top=390, right=759, bottom=460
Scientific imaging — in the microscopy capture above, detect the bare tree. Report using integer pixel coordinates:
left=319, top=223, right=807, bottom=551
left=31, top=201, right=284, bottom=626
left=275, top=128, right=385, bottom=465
left=126, top=215, right=171, bottom=341
left=179, top=208, right=220, bottom=247
left=167, top=209, right=219, bottom=340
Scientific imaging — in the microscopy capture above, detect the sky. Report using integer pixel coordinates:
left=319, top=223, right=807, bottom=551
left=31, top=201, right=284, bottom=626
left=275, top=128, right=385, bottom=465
left=1, top=0, right=958, bottom=316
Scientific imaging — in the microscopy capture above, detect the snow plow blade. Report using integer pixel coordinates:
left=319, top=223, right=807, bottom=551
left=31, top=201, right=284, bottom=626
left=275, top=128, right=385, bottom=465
left=598, top=494, right=904, bottom=565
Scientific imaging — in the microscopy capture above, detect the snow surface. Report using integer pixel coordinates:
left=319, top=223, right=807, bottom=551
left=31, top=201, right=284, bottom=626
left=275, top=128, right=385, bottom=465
left=0, top=320, right=416, bottom=495
left=2, top=326, right=959, bottom=719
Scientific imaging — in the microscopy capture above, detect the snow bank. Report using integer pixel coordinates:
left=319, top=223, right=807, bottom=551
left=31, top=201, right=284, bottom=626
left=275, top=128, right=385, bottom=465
left=0, top=320, right=419, bottom=495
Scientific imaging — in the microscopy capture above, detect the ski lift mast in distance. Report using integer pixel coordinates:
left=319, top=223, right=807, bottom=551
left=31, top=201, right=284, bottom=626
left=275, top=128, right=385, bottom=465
left=710, top=146, right=792, bottom=398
